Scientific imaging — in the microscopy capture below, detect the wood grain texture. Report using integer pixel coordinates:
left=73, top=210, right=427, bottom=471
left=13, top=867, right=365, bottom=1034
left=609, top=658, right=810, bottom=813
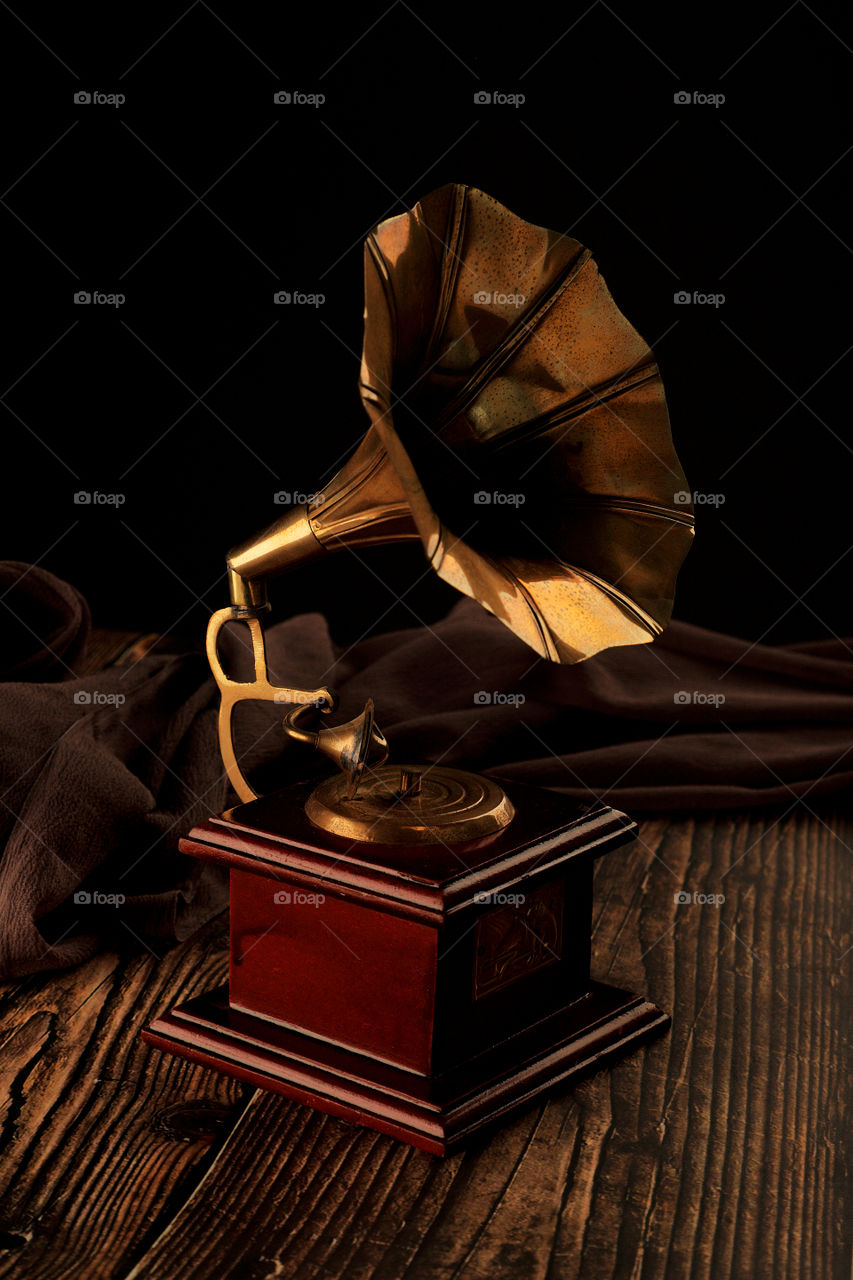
left=0, top=915, right=249, bottom=1279
left=0, top=808, right=849, bottom=1280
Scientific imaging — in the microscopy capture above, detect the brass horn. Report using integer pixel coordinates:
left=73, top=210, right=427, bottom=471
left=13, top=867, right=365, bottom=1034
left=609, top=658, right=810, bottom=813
left=210, top=183, right=693, bottom=805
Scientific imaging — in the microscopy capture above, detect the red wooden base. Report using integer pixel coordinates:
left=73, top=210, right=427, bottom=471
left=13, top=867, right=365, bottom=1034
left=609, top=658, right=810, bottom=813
left=143, top=981, right=668, bottom=1155
left=145, top=777, right=670, bottom=1153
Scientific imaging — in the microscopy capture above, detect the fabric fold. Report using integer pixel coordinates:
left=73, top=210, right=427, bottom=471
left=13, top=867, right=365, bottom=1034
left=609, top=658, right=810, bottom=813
left=0, top=563, right=850, bottom=979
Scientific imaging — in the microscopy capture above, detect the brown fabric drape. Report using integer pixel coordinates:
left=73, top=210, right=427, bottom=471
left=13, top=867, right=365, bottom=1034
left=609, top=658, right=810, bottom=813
left=0, top=563, right=850, bottom=978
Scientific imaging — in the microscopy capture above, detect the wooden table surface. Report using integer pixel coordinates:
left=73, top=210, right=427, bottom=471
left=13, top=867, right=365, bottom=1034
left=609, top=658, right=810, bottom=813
left=0, top=637, right=849, bottom=1279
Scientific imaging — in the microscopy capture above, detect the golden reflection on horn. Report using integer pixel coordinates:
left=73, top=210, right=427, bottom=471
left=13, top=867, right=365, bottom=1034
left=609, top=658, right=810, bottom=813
left=208, top=184, right=693, bottom=812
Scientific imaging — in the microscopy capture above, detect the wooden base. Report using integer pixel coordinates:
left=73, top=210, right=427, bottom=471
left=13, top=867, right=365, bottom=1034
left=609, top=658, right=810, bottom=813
left=145, top=778, right=670, bottom=1152
left=143, top=981, right=668, bottom=1155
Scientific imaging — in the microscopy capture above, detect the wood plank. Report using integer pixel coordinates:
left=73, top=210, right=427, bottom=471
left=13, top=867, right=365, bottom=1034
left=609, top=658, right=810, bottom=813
left=115, top=809, right=851, bottom=1280
left=0, top=914, right=250, bottom=1280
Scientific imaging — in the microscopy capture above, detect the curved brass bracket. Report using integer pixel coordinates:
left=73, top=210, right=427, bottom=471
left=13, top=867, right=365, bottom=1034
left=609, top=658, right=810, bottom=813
left=206, top=607, right=336, bottom=804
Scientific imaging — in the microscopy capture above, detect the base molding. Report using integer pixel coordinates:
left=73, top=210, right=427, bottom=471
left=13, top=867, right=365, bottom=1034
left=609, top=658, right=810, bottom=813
left=143, top=982, right=669, bottom=1155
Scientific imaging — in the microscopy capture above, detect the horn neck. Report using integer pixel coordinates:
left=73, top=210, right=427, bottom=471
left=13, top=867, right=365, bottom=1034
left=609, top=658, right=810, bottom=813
left=226, top=429, right=418, bottom=610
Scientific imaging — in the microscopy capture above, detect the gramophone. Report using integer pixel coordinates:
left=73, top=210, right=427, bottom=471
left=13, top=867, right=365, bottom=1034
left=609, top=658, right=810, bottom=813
left=144, top=185, right=694, bottom=1154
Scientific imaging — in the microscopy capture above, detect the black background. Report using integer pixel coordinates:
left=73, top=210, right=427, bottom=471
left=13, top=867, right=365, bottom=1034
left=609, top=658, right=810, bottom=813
left=2, top=1, right=851, bottom=647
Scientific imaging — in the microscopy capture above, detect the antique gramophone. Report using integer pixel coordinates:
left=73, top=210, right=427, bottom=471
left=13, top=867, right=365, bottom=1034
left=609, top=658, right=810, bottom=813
left=144, top=185, right=694, bottom=1154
